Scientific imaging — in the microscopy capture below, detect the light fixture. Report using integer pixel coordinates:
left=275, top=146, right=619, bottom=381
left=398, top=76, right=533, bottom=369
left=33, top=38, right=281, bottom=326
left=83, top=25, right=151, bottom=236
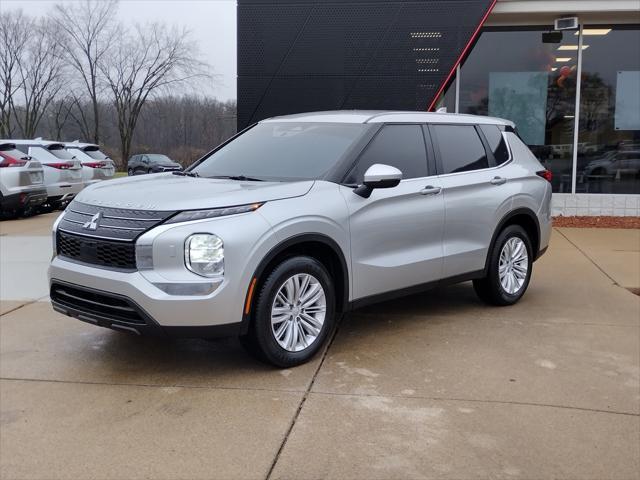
left=551, top=67, right=558, bottom=71
left=410, top=32, right=442, bottom=39
left=555, top=57, right=572, bottom=62
left=576, top=28, right=611, bottom=36
left=557, top=45, right=589, bottom=50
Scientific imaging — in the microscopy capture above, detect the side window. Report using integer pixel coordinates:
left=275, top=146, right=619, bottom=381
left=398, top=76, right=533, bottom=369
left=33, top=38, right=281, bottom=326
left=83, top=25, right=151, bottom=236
left=346, top=125, right=428, bottom=184
left=480, top=124, right=510, bottom=165
left=432, top=125, right=489, bottom=174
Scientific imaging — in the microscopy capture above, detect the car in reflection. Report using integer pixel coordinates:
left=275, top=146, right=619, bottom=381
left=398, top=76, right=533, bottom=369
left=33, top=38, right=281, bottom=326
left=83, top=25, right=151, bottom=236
left=65, top=141, right=116, bottom=187
left=127, top=154, right=182, bottom=175
left=583, top=150, right=640, bottom=178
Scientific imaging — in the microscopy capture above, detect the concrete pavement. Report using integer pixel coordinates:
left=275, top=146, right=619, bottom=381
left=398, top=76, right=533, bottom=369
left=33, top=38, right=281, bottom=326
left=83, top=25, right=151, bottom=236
left=1, top=214, right=638, bottom=479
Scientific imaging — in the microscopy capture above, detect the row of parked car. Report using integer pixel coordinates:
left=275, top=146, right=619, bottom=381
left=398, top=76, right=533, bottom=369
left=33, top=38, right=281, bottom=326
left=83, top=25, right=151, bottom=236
left=0, top=139, right=115, bottom=218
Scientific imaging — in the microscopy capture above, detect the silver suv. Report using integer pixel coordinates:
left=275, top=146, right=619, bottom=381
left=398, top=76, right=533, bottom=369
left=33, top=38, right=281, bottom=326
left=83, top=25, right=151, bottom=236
left=49, top=111, right=552, bottom=367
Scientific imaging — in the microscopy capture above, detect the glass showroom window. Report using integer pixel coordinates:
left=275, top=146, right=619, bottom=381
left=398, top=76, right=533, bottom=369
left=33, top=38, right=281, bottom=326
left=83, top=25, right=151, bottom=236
left=577, top=25, right=640, bottom=194
left=457, top=27, right=579, bottom=193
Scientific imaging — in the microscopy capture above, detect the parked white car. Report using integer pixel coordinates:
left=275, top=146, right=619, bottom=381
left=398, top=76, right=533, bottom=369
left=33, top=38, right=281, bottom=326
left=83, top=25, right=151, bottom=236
left=65, top=141, right=116, bottom=186
left=11, top=139, right=84, bottom=209
left=0, top=142, right=47, bottom=217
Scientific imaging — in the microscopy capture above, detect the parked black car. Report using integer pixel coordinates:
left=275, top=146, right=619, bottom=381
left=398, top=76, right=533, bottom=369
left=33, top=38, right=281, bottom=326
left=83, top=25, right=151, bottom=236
left=127, top=154, right=183, bottom=175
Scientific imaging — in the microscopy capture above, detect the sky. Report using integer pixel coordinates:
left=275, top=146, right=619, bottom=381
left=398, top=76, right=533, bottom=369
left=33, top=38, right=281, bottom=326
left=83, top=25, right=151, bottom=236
left=1, top=0, right=237, bottom=101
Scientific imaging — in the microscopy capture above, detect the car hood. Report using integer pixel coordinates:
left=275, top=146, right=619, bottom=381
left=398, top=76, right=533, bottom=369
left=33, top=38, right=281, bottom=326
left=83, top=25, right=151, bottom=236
left=75, top=173, right=314, bottom=211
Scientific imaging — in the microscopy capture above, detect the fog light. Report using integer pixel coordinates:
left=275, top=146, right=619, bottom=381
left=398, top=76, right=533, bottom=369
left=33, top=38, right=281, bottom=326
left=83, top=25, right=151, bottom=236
left=185, top=234, right=224, bottom=277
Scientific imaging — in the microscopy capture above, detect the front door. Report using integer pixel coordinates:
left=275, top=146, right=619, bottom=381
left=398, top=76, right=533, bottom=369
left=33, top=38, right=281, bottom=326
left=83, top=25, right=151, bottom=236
left=341, top=124, right=444, bottom=301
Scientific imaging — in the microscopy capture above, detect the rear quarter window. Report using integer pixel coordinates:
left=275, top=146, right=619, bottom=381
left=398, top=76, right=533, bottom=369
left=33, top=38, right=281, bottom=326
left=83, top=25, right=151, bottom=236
left=480, top=125, right=510, bottom=165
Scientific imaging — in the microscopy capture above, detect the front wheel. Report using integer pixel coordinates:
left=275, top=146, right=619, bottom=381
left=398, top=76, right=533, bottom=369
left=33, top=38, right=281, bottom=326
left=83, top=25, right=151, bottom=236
left=241, top=256, right=336, bottom=367
left=473, top=225, right=533, bottom=306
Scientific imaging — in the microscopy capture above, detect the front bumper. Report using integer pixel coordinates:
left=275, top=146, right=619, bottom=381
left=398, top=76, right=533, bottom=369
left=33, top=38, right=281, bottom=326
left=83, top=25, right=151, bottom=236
left=50, top=280, right=241, bottom=338
left=49, top=255, right=245, bottom=333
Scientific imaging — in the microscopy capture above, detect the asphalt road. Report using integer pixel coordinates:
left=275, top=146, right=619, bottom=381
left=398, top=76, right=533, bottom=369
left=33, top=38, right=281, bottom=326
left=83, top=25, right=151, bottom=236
left=1, top=213, right=639, bottom=479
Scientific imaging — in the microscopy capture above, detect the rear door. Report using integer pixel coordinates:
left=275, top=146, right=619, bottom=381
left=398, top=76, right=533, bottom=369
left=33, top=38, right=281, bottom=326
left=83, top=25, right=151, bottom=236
left=341, top=124, right=444, bottom=300
left=429, top=123, right=515, bottom=278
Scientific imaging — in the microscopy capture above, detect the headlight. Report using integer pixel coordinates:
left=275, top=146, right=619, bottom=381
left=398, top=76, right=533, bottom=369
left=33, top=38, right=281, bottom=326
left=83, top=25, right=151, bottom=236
left=166, top=203, right=263, bottom=224
left=185, top=234, right=224, bottom=277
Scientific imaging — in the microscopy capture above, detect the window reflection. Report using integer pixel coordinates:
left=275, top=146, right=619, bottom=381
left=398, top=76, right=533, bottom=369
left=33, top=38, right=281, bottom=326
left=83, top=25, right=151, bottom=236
left=577, top=25, right=640, bottom=194
left=457, top=27, right=578, bottom=193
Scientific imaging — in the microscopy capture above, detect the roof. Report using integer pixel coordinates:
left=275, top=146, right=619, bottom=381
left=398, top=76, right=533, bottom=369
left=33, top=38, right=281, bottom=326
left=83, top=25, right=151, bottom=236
left=65, top=141, right=100, bottom=149
left=8, top=139, right=66, bottom=148
left=261, top=110, right=514, bottom=126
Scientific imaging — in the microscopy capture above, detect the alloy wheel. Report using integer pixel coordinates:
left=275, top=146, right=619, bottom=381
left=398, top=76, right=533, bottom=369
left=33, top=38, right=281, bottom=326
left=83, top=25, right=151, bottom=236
left=270, top=273, right=326, bottom=352
left=498, top=237, right=529, bottom=294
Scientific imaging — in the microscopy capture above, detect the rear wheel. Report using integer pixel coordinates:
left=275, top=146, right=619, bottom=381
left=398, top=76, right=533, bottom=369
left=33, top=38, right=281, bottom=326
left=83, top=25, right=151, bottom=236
left=473, top=225, right=533, bottom=306
left=241, top=256, right=336, bottom=367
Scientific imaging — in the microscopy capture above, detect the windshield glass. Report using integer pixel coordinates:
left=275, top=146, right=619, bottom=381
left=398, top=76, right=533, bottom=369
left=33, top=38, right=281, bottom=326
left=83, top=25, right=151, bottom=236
left=0, top=148, right=30, bottom=159
left=72, top=147, right=109, bottom=160
left=29, top=147, right=62, bottom=163
left=192, top=122, right=368, bottom=181
left=147, top=154, right=171, bottom=164
left=48, top=146, right=75, bottom=160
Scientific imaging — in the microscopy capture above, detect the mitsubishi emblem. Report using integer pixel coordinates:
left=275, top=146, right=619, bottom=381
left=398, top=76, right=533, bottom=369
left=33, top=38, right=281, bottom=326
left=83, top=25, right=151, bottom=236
left=83, top=212, right=102, bottom=231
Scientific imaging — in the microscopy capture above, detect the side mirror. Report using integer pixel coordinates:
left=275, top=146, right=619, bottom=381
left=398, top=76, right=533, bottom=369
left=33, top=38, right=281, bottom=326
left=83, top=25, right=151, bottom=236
left=354, top=164, right=402, bottom=198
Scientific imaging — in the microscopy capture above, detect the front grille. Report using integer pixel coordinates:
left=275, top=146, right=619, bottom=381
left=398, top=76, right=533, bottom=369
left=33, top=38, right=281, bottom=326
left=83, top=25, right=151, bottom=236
left=58, top=201, right=175, bottom=241
left=57, top=231, right=137, bottom=270
left=56, top=200, right=176, bottom=270
left=51, top=283, right=147, bottom=325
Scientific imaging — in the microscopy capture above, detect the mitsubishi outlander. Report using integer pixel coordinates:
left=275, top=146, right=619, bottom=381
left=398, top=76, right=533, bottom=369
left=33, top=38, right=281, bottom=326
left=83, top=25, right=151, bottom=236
left=49, top=111, right=552, bottom=367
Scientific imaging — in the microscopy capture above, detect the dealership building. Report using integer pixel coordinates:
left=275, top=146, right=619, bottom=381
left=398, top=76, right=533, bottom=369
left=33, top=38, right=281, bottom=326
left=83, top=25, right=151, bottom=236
left=238, top=0, right=640, bottom=216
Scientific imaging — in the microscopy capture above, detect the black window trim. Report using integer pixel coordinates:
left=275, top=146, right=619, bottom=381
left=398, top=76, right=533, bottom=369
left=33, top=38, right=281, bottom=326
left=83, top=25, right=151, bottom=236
left=429, top=122, right=497, bottom=176
left=339, top=122, right=435, bottom=186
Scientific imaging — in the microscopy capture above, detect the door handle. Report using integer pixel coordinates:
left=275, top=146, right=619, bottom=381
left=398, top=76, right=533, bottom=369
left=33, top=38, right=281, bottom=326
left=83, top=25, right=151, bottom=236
left=420, top=186, right=442, bottom=196
left=490, top=176, right=507, bottom=185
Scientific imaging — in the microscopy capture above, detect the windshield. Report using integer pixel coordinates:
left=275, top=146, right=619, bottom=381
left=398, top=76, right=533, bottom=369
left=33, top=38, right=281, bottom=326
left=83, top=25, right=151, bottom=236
left=30, top=146, right=63, bottom=163
left=192, top=122, right=369, bottom=181
left=147, top=154, right=171, bottom=164
left=48, top=146, right=75, bottom=160
left=0, top=148, right=29, bottom=159
left=72, top=147, right=109, bottom=160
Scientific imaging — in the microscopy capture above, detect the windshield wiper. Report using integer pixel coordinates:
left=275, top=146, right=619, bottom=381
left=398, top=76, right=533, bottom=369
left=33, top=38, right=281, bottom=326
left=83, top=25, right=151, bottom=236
left=172, top=171, right=200, bottom=178
left=210, top=174, right=264, bottom=182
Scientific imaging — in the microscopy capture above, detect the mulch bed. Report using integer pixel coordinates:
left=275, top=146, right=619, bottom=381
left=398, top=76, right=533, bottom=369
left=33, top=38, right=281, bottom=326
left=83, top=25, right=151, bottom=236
left=553, top=216, right=640, bottom=229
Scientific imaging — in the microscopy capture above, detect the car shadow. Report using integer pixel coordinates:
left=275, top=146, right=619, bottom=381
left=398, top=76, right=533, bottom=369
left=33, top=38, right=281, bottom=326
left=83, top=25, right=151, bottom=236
left=86, top=282, right=484, bottom=378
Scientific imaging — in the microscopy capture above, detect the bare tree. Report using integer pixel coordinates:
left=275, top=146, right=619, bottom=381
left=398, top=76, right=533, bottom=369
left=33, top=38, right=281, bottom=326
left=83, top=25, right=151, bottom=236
left=11, top=19, right=66, bottom=138
left=47, top=95, right=74, bottom=139
left=101, top=23, right=208, bottom=167
left=0, top=10, right=31, bottom=138
left=52, top=0, right=119, bottom=143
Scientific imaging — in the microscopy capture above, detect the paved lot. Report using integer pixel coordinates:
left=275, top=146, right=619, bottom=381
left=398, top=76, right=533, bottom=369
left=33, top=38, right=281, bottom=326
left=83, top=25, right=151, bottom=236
left=1, top=214, right=639, bottom=480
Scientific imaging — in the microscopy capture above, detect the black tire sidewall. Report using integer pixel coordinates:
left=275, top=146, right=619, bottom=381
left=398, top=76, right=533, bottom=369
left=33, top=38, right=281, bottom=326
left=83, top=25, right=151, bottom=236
left=488, top=225, right=533, bottom=304
left=252, top=256, right=336, bottom=367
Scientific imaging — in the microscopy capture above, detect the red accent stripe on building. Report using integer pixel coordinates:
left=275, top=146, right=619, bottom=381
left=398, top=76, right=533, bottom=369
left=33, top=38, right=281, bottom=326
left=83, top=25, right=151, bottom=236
left=427, top=0, right=498, bottom=111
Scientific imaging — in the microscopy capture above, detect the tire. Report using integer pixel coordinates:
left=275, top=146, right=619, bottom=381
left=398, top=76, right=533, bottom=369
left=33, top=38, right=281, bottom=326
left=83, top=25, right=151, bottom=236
left=473, top=225, right=533, bottom=306
left=128, top=168, right=133, bottom=176
left=241, top=256, right=336, bottom=367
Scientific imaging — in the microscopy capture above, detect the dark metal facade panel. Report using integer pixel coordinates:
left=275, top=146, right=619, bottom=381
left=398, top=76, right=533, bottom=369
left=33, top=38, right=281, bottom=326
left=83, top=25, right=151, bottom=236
left=238, top=0, right=495, bottom=128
